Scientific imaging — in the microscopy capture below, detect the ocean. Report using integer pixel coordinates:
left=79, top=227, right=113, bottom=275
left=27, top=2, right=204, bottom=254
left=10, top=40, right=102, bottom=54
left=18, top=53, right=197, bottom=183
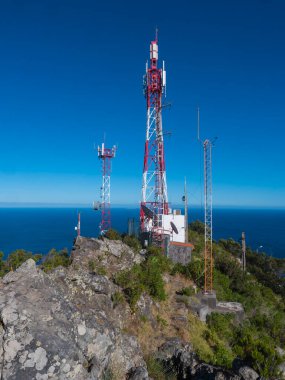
left=0, top=207, right=284, bottom=259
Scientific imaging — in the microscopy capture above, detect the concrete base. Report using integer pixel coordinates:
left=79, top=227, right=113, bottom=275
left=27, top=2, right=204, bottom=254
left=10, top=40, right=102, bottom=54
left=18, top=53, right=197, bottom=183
left=200, top=291, right=217, bottom=309
left=187, top=291, right=244, bottom=322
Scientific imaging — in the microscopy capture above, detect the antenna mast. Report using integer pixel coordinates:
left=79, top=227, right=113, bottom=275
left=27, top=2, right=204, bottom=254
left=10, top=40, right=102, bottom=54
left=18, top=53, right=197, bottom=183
left=203, top=139, right=213, bottom=294
left=98, top=143, right=116, bottom=235
left=184, top=177, right=188, bottom=243
left=77, top=212, right=81, bottom=237
left=140, top=32, right=168, bottom=245
left=75, top=211, right=81, bottom=237
left=241, top=232, right=246, bottom=272
left=198, top=109, right=214, bottom=294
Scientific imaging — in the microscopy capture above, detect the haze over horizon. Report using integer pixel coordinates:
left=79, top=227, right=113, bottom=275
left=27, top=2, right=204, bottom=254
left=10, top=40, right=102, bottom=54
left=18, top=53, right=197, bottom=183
left=1, top=0, right=285, bottom=208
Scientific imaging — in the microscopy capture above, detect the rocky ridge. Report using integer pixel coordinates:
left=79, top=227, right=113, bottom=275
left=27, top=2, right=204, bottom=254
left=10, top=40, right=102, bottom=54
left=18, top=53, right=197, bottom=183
left=0, top=237, right=261, bottom=379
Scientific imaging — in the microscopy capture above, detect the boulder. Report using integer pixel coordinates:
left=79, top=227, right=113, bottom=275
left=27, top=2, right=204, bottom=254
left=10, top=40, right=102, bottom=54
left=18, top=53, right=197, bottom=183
left=238, top=366, right=259, bottom=380
left=0, top=239, right=149, bottom=380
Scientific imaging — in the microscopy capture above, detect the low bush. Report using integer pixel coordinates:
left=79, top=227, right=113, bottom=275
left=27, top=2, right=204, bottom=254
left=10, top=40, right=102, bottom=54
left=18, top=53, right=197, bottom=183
left=177, top=286, right=195, bottom=297
left=41, top=248, right=69, bottom=272
left=111, top=291, right=125, bottom=308
left=4, top=249, right=42, bottom=273
left=123, top=235, right=141, bottom=251
left=88, top=260, right=107, bottom=275
left=105, top=229, right=122, bottom=240
left=115, top=247, right=170, bottom=310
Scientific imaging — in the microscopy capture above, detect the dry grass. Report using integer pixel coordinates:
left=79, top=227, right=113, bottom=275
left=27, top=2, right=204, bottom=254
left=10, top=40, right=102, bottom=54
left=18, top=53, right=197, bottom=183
left=124, top=273, right=193, bottom=356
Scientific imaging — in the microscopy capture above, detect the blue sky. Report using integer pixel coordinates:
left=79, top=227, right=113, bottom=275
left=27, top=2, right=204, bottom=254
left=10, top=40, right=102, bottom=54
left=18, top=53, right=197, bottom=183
left=0, top=0, right=284, bottom=207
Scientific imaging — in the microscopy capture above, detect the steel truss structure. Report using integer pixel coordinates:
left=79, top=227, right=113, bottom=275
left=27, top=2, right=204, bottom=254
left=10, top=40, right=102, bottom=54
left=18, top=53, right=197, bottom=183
left=204, top=139, right=213, bottom=293
left=140, top=34, right=168, bottom=244
left=98, top=143, right=116, bottom=235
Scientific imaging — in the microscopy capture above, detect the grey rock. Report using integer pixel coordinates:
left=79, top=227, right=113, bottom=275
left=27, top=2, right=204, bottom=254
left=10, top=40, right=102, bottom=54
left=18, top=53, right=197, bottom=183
left=238, top=366, right=259, bottom=380
left=0, top=237, right=149, bottom=380
left=157, top=338, right=244, bottom=380
left=199, top=304, right=211, bottom=322
left=71, top=236, right=143, bottom=276
left=127, top=366, right=149, bottom=379
left=192, top=363, right=240, bottom=379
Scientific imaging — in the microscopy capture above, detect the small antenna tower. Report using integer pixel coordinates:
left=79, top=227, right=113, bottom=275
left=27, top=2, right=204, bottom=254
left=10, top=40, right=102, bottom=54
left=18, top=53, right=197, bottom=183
left=97, top=142, right=116, bottom=235
left=241, top=232, right=246, bottom=272
left=198, top=109, right=214, bottom=294
left=76, top=212, right=81, bottom=237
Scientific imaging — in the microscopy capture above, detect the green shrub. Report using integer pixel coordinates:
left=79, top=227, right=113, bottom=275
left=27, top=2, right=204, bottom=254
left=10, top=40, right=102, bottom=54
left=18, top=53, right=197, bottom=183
left=207, top=313, right=235, bottom=342
left=0, top=251, right=7, bottom=277
left=218, top=238, right=241, bottom=258
left=115, top=264, right=146, bottom=309
left=170, top=262, right=186, bottom=276
left=111, top=291, right=125, bottom=308
left=41, top=248, right=69, bottom=272
left=189, top=220, right=205, bottom=235
left=88, top=260, right=107, bottom=275
left=88, top=260, right=96, bottom=272
left=145, top=356, right=164, bottom=380
left=140, top=315, right=148, bottom=323
left=6, top=249, right=42, bottom=271
left=214, top=342, right=234, bottom=368
left=123, top=235, right=141, bottom=251
left=233, top=325, right=283, bottom=377
left=115, top=248, right=169, bottom=309
left=177, top=286, right=195, bottom=297
left=156, top=315, right=168, bottom=327
left=145, top=356, right=176, bottom=380
left=105, top=229, right=122, bottom=240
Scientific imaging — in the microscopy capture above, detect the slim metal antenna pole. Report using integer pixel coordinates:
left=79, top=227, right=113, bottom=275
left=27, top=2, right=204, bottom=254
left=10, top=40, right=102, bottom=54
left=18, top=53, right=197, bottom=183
left=184, top=177, right=188, bottom=243
left=242, top=232, right=246, bottom=272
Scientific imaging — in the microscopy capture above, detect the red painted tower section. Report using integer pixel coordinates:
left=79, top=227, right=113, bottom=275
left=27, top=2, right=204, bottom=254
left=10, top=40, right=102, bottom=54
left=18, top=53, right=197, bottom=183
left=140, top=33, right=168, bottom=245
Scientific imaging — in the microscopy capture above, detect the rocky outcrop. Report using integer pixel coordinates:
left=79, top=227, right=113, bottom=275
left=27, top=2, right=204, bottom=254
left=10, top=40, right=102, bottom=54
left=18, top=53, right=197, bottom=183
left=157, top=339, right=260, bottom=380
left=0, top=238, right=149, bottom=380
left=71, top=237, right=143, bottom=276
left=0, top=237, right=261, bottom=380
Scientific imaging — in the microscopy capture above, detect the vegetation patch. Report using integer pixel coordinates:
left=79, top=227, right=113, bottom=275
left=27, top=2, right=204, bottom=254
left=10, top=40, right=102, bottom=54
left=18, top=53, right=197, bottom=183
left=115, top=246, right=171, bottom=310
left=104, top=229, right=122, bottom=241
left=88, top=260, right=107, bottom=275
left=145, top=356, right=176, bottom=380
left=122, top=234, right=141, bottom=251
left=0, top=249, right=42, bottom=276
left=41, top=248, right=70, bottom=272
left=186, top=221, right=285, bottom=376
left=111, top=291, right=125, bottom=308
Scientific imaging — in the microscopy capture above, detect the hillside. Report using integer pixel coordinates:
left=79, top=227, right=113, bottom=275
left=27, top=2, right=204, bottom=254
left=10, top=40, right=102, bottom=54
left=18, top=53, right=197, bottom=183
left=0, top=226, right=284, bottom=379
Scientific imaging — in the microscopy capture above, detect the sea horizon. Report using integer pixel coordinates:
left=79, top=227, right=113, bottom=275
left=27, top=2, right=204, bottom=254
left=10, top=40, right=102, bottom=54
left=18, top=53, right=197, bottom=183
left=0, top=202, right=285, bottom=210
left=0, top=207, right=284, bottom=260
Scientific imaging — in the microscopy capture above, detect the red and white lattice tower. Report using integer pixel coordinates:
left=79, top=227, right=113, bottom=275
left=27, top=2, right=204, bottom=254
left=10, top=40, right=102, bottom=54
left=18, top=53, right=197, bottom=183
left=140, top=33, right=168, bottom=244
left=98, top=143, right=116, bottom=235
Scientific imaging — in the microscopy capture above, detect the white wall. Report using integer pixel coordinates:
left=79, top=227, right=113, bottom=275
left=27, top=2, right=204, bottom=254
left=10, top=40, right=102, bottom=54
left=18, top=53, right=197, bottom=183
left=162, top=213, right=185, bottom=243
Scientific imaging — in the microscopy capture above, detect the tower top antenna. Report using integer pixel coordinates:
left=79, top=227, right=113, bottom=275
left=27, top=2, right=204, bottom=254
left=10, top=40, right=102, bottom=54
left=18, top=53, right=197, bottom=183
left=155, top=27, right=159, bottom=43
